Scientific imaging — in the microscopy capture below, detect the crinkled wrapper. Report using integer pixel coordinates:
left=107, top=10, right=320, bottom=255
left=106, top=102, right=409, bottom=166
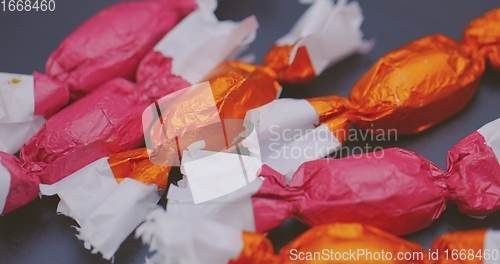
left=252, top=118, right=500, bottom=235
left=46, top=0, right=195, bottom=99
left=1, top=60, right=189, bottom=213
left=463, top=8, right=500, bottom=70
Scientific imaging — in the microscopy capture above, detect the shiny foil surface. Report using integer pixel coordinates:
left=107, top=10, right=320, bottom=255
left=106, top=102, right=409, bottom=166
left=108, top=148, right=169, bottom=190
left=279, top=224, right=424, bottom=264
left=146, top=60, right=282, bottom=166
left=463, top=9, right=500, bottom=70
left=230, top=232, right=278, bottom=264
left=264, top=45, right=316, bottom=84
left=230, top=224, right=424, bottom=264
left=307, top=95, right=352, bottom=143
left=348, top=34, right=484, bottom=135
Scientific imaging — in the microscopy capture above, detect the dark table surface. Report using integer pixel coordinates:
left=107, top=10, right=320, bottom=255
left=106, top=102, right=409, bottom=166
left=1, top=0, right=500, bottom=263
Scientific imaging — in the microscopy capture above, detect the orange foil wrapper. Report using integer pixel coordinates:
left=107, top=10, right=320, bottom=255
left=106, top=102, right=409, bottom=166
left=108, top=148, right=170, bottom=190
left=305, top=9, right=498, bottom=137
left=463, top=9, right=500, bottom=70
left=277, top=224, right=424, bottom=264
left=146, top=51, right=326, bottom=166
left=138, top=211, right=427, bottom=264
left=428, top=229, right=487, bottom=264
left=348, top=34, right=485, bottom=135
left=144, top=0, right=373, bottom=166
left=264, top=45, right=316, bottom=84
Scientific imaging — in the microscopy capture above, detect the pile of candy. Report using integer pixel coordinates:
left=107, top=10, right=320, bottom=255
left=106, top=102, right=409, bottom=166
left=0, top=0, right=499, bottom=263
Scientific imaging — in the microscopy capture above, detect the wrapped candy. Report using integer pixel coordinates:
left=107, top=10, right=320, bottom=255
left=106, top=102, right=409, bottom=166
left=37, top=2, right=259, bottom=259
left=192, top=8, right=500, bottom=180
left=165, top=117, right=500, bottom=236
left=0, top=0, right=196, bottom=154
left=429, top=229, right=500, bottom=264
left=46, top=0, right=196, bottom=100
left=41, top=148, right=167, bottom=260
left=463, top=9, right=500, bottom=70
left=248, top=8, right=499, bottom=148
left=1, top=0, right=258, bottom=216
left=145, top=0, right=372, bottom=170
left=138, top=210, right=500, bottom=264
left=136, top=208, right=425, bottom=264
left=0, top=72, right=68, bottom=154
left=39, top=0, right=373, bottom=258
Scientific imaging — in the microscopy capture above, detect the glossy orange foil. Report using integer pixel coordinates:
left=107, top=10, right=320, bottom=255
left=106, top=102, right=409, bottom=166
left=307, top=95, right=352, bottom=143
left=265, top=45, right=316, bottom=84
left=278, top=224, right=424, bottom=264
left=108, top=148, right=169, bottom=189
left=146, top=60, right=282, bottom=166
left=428, top=229, right=487, bottom=264
left=463, top=9, right=500, bottom=70
left=348, top=34, right=485, bottom=134
left=230, top=232, right=279, bottom=264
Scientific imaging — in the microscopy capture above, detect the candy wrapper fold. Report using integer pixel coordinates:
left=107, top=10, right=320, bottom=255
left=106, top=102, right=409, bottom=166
left=463, top=8, right=500, bottom=70
left=265, top=0, right=374, bottom=84
left=137, top=209, right=425, bottom=264
left=46, top=0, right=196, bottom=100
left=1, top=0, right=196, bottom=154
left=74, top=179, right=159, bottom=260
left=36, top=1, right=260, bottom=259
left=138, top=0, right=258, bottom=84
left=145, top=0, right=371, bottom=172
left=40, top=150, right=168, bottom=259
left=292, top=9, right=499, bottom=140
left=136, top=208, right=245, bottom=264
left=429, top=228, right=500, bottom=264
left=167, top=176, right=263, bottom=232
left=242, top=98, right=342, bottom=181
left=0, top=72, right=69, bottom=154
left=163, top=117, right=500, bottom=236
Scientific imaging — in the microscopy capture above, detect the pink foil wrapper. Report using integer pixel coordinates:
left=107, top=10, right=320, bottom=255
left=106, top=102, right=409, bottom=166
left=1, top=58, right=189, bottom=214
left=33, top=72, right=70, bottom=117
left=252, top=118, right=500, bottom=235
left=45, top=0, right=195, bottom=100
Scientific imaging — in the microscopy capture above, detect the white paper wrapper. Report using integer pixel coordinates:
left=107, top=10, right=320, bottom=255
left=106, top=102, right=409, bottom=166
left=39, top=158, right=118, bottom=223
left=277, top=0, right=374, bottom=75
left=244, top=99, right=341, bottom=181
left=180, top=129, right=262, bottom=204
left=76, top=179, right=159, bottom=260
left=154, top=0, right=258, bottom=84
left=40, top=158, right=160, bottom=260
left=0, top=158, right=11, bottom=214
left=0, top=73, right=45, bottom=154
left=167, top=176, right=263, bottom=231
left=485, top=230, right=500, bottom=264
left=136, top=208, right=243, bottom=264
left=478, top=118, right=500, bottom=163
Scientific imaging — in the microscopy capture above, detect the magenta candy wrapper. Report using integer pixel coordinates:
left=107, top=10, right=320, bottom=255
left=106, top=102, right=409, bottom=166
left=164, top=118, right=500, bottom=236
left=45, top=0, right=196, bottom=100
left=1, top=66, right=189, bottom=214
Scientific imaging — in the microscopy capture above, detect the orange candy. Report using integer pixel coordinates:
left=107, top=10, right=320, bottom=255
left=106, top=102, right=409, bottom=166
left=463, top=9, right=500, bottom=70
left=145, top=46, right=320, bottom=166
left=347, top=34, right=485, bottom=135
left=428, top=229, right=488, bottom=264
left=108, top=148, right=169, bottom=190
left=230, top=223, right=425, bottom=264
left=265, top=45, right=316, bottom=84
